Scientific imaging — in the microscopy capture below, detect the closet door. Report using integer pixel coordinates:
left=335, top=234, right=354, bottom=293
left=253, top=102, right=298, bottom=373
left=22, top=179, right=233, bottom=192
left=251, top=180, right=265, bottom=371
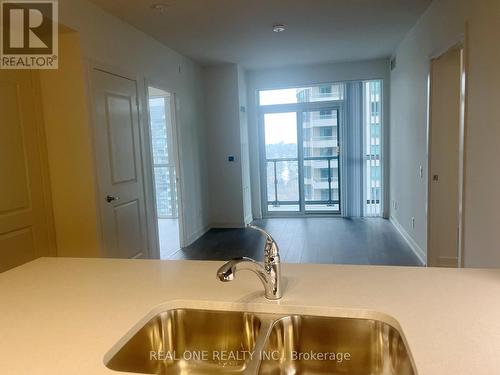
left=0, top=70, right=54, bottom=272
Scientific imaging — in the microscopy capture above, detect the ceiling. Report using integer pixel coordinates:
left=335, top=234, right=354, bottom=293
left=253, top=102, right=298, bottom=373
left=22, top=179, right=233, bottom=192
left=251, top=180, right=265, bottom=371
left=88, top=0, right=432, bottom=70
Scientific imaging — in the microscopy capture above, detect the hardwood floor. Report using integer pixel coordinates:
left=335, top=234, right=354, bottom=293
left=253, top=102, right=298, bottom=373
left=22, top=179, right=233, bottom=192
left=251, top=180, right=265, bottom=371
left=169, top=217, right=423, bottom=266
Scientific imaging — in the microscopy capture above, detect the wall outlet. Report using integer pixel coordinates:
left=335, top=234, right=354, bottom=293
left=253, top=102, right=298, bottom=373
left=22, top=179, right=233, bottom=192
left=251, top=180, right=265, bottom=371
left=411, top=217, right=415, bottom=229
left=392, top=200, right=398, bottom=210
left=419, top=165, right=423, bottom=179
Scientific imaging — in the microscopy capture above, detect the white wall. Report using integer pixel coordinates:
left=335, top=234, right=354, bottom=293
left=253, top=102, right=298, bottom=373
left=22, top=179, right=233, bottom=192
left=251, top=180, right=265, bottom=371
left=39, top=32, right=102, bottom=258
left=390, top=0, right=500, bottom=267
left=246, top=59, right=391, bottom=218
left=204, top=64, right=249, bottom=227
left=58, top=0, right=209, bottom=247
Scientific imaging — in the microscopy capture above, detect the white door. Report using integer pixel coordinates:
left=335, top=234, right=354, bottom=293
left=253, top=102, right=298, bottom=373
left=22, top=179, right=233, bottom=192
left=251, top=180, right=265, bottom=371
left=0, top=70, right=54, bottom=272
left=91, top=69, right=149, bottom=259
left=428, top=47, right=462, bottom=267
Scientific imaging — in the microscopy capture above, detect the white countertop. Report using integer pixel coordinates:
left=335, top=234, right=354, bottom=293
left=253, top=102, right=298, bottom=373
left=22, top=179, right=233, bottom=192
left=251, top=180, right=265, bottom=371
left=0, top=258, right=499, bottom=374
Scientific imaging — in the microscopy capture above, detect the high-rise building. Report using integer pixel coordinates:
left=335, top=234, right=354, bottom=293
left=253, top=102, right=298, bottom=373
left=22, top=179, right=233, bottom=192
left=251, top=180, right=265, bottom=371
left=149, top=97, right=178, bottom=218
left=298, top=84, right=343, bottom=211
left=364, top=81, right=382, bottom=216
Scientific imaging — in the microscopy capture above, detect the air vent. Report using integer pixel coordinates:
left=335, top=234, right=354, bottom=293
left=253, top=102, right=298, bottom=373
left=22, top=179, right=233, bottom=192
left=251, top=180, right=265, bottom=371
left=390, top=57, right=397, bottom=71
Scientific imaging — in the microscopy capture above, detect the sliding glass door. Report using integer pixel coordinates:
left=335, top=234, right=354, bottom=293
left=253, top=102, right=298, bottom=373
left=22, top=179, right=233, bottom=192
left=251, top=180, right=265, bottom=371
left=264, top=112, right=300, bottom=212
left=262, top=107, right=341, bottom=215
left=302, top=109, right=340, bottom=212
left=259, top=81, right=384, bottom=218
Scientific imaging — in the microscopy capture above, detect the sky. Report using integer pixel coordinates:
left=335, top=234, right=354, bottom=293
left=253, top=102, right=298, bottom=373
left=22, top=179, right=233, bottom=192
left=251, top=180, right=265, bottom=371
left=259, top=88, right=298, bottom=106
left=264, top=112, right=297, bottom=145
left=261, top=89, right=299, bottom=145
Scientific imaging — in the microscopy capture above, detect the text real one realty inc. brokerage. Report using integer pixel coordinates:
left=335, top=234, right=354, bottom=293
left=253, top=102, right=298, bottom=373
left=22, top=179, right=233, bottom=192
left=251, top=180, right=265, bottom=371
left=149, top=350, right=352, bottom=362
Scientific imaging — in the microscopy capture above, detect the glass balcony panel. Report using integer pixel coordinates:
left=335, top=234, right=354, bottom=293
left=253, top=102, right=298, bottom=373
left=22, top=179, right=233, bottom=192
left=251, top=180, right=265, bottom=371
left=266, top=160, right=300, bottom=212
left=264, top=112, right=299, bottom=212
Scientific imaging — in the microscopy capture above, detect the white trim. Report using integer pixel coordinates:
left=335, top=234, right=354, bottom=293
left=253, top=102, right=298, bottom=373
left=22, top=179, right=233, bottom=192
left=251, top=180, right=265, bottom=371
left=429, top=34, right=465, bottom=60
left=390, top=216, right=426, bottom=266
left=244, top=214, right=253, bottom=225
left=185, top=222, right=250, bottom=247
left=426, top=42, right=465, bottom=268
left=438, top=256, right=459, bottom=268
left=82, top=60, right=105, bottom=257
left=210, top=222, right=246, bottom=229
left=143, top=81, right=188, bottom=253
left=137, top=77, right=164, bottom=259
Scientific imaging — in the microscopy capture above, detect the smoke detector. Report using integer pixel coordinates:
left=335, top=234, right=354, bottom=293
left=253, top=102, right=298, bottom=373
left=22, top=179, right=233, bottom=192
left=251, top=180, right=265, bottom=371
left=272, top=24, right=287, bottom=33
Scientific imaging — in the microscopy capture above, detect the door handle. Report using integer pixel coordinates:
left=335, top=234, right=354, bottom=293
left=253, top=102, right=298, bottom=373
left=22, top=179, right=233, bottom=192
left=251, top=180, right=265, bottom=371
left=105, top=195, right=120, bottom=203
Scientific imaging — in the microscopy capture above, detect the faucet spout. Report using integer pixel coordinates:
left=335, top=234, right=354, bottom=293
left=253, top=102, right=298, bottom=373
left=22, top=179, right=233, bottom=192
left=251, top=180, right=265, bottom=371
left=216, top=226, right=282, bottom=300
left=217, top=257, right=267, bottom=284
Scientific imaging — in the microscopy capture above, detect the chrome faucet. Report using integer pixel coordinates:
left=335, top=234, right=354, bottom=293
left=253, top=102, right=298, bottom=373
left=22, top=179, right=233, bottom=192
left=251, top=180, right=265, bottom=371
left=217, top=225, right=282, bottom=300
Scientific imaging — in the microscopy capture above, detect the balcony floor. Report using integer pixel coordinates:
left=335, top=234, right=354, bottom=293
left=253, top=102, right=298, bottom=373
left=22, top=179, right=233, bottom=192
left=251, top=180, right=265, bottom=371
left=168, top=217, right=422, bottom=266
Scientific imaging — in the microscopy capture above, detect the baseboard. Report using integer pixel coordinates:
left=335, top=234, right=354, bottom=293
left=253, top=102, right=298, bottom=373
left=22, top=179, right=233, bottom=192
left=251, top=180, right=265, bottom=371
left=210, top=222, right=246, bottom=229
left=185, top=225, right=210, bottom=247
left=244, top=214, right=253, bottom=225
left=438, top=256, right=459, bottom=268
left=184, top=221, right=248, bottom=247
left=389, top=216, right=426, bottom=266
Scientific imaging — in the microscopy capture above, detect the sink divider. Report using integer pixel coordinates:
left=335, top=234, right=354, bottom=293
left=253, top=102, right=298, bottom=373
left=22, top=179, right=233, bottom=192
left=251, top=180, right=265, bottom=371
left=244, top=316, right=276, bottom=374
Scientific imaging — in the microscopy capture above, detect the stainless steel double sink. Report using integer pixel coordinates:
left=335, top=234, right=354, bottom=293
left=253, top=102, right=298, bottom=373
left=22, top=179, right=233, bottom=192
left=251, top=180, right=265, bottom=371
left=105, top=309, right=416, bottom=374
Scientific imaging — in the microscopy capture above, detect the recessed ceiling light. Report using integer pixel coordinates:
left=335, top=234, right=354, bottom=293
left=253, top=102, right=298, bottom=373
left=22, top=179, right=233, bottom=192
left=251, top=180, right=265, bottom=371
left=272, top=24, right=286, bottom=33
left=150, top=3, right=169, bottom=11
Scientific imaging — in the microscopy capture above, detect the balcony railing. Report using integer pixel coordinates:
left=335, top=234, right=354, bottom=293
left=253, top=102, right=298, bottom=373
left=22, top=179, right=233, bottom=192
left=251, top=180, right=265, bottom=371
left=266, top=156, right=340, bottom=212
left=311, top=136, right=334, bottom=141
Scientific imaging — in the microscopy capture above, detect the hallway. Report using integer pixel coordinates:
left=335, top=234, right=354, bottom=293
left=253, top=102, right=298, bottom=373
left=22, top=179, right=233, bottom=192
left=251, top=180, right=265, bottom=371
left=158, top=219, right=180, bottom=259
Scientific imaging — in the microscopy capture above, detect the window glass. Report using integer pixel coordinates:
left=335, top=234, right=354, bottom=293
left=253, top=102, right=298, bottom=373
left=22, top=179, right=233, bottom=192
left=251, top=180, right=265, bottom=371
left=319, top=127, right=333, bottom=137
left=259, top=83, right=344, bottom=106
left=320, top=168, right=330, bottom=179
left=319, top=110, right=332, bottom=119
left=319, top=147, right=334, bottom=156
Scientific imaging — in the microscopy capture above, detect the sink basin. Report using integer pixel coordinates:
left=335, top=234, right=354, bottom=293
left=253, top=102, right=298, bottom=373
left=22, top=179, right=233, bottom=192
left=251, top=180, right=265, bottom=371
left=106, top=309, right=262, bottom=374
left=258, top=315, right=415, bottom=375
left=105, top=308, right=416, bottom=375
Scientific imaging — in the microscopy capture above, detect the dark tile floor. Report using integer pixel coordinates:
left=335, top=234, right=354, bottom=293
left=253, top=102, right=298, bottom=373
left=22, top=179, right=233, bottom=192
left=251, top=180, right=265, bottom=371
left=169, top=217, right=423, bottom=266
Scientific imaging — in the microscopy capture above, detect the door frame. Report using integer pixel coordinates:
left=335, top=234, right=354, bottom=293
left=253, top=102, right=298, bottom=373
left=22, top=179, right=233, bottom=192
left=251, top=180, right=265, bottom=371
left=258, top=100, right=344, bottom=217
left=143, top=80, right=187, bottom=252
left=85, top=59, right=156, bottom=259
left=31, top=71, right=58, bottom=255
left=426, top=35, right=468, bottom=267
